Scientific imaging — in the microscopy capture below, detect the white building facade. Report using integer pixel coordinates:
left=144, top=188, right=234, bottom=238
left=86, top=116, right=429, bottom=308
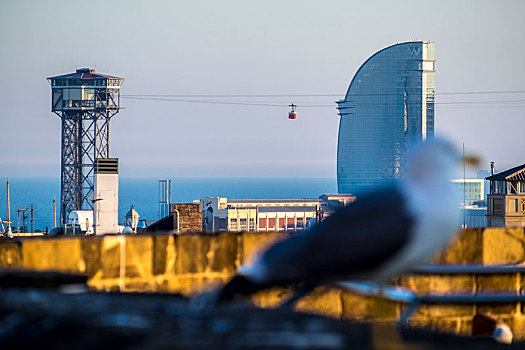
left=200, top=197, right=320, bottom=232
left=93, top=158, right=119, bottom=235
left=451, top=179, right=485, bottom=205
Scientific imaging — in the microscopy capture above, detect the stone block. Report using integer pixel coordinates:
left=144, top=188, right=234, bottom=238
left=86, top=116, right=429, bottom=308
left=153, top=235, right=175, bottom=275
left=482, top=228, right=525, bottom=264
left=0, top=241, right=22, bottom=268
left=166, top=275, right=228, bottom=296
left=251, top=287, right=293, bottom=309
left=295, top=286, right=343, bottom=319
left=80, top=236, right=103, bottom=279
left=341, top=292, right=372, bottom=321
left=101, top=236, right=122, bottom=279
left=22, top=237, right=86, bottom=273
left=341, top=291, right=400, bottom=322
left=124, top=278, right=158, bottom=293
left=124, top=236, right=153, bottom=278
left=511, top=314, right=525, bottom=341
left=399, top=274, right=476, bottom=294
left=477, top=274, right=520, bottom=293
left=207, top=233, right=239, bottom=274
left=408, top=317, right=470, bottom=336
left=367, top=297, right=401, bottom=321
left=411, top=303, right=475, bottom=319
left=430, top=229, right=482, bottom=264
left=174, top=234, right=212, bottom=274
left=476, top=274, right=521, bottom=316
left=240, top=232, right=289, bottom=266
left=476, top=303, right=519, bottom=317
left=400, top=274, right=475, bottom=318
left=101, top=236, right=153, bottom=279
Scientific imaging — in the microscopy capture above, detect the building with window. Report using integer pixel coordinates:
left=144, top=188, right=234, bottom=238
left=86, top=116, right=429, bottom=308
left=317, top=193, right=357, bottom=221
left=486, top=164, right=525, bottom=227
left=200, top=197, right=321, bottom=232
left=337, top=41, right=435, bottom=195
left=451, top=179, right=485, bottom=206
left=145, top=202, right=201, bottom=233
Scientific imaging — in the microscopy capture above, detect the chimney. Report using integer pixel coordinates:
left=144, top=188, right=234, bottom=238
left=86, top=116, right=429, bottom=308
left=490, top=161, right=495, bottom=176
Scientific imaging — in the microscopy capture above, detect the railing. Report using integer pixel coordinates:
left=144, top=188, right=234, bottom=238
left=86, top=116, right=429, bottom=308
left=332, top=264, right=525, bottom=324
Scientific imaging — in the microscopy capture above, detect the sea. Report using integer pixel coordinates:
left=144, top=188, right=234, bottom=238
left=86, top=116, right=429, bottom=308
left=0, top=177, right=337, bottom=231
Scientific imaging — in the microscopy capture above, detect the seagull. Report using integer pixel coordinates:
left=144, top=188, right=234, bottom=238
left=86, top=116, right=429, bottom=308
left=214, top=139, right=471, bottom=303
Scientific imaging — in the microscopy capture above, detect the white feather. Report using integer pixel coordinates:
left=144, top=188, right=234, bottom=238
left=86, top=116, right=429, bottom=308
left=371, top=139, right=460, bottom=283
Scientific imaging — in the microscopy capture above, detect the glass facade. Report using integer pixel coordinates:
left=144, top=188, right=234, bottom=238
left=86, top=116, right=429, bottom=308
left=337, top=41, right=435, bottom=195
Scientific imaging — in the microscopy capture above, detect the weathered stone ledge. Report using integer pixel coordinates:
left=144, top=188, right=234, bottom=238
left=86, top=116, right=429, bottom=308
left=1, top=228, right=525, bottom=338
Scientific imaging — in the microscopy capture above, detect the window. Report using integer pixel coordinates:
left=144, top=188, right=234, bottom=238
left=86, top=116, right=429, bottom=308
left=229, top=218, right=237, bottom=230
left=305, top=217, right=312, bottom=228
left=52, top=89, right=63, bottom=110
left=516, top=199, right=519, bottom=213
left=287, top=218, right=295, bottom=230
left=239, top=218, right=247, bottom=230
left=493, top=198, right=503, bottom=215
left=83, top=88, right=95, bottom=100
left=259, top=218, right=267, bottom=229
left=63, top=88, right=81, bottom=101
left=249, top=218, right=255, bottom=231
left=296, top=217, right=304, bottom=229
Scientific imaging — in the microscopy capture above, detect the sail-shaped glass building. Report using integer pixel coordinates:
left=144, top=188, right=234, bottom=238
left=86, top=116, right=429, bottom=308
left=337, top=41, right=435, bottom=195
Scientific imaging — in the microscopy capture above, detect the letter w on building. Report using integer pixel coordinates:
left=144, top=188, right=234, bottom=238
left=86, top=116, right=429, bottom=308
left=408, top=47, right=421, bottom=56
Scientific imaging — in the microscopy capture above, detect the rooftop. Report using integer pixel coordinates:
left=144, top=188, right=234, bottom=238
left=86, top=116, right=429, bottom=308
left=485, top=164, right=525, bottom=181
left=257, top=206, right=318, bottom=213
left=228, top=199, right=320, bottom=204
left=47, top=68, right=124, bottom=80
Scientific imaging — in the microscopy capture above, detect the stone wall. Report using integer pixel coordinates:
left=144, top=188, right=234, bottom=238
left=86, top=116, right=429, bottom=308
left=1, top=228, right=525, bottom=338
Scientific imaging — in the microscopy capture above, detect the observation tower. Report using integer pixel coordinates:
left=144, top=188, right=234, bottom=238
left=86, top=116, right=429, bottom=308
left=48, top=68, right=124, bottom=225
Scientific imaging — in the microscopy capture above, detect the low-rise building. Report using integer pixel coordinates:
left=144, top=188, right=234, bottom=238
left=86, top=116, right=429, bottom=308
left=451, top=179, right=485, bottom=205
left=200, top=197, right=320, bottom=232
left=146, top=202, right=201, bottom=233
left=317, top=193, right=357, bottom=221
left=200, top=194, right=359, bottom=232
left=459, top=206, right=487, bottom=228
left=486, top=163, right=525, bottom=227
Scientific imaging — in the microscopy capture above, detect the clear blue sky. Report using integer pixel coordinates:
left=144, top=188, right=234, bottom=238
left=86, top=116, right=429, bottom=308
left=1, top=0, right=524, bottom=178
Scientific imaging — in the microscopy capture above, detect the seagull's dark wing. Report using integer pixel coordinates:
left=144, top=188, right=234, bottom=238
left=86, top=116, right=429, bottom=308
left=255, top=185, right=415, bottom=285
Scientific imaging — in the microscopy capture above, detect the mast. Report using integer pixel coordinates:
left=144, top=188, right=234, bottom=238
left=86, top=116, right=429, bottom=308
left=30, top=203, right=34, bottom=233
left=53, top=195, right=57, bottom=228
left=6, top=178, right=12, bottom=237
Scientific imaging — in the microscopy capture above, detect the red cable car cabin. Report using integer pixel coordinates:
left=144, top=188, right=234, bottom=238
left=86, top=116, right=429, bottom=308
left=288, top=103, right=297, bottom=119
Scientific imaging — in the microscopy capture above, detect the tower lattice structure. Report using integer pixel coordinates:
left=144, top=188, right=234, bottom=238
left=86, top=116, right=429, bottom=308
left=48, top=68, right=124, bottom=225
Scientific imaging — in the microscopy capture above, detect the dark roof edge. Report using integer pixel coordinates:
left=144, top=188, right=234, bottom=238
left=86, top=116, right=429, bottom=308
left=485, top=163, right=525, bottom=180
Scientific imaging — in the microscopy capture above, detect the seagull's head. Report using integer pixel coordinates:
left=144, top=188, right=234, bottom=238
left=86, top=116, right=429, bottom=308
left=405, top=138, right=478, bottom=193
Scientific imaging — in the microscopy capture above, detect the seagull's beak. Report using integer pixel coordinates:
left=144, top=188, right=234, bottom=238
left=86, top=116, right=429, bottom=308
left=462, top=153, right=480, bottom=167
